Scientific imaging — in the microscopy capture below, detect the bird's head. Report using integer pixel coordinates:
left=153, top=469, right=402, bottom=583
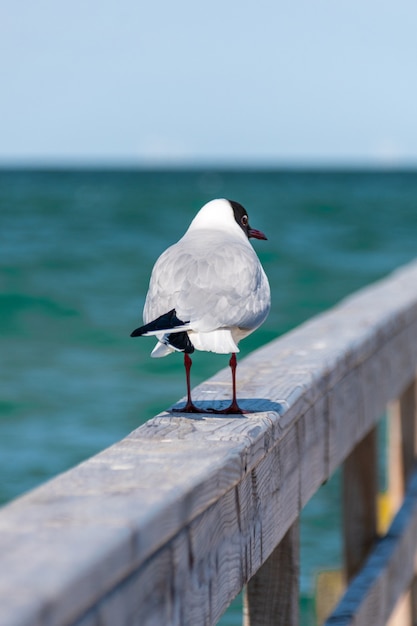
left=187, top=198, right=267, bottom=241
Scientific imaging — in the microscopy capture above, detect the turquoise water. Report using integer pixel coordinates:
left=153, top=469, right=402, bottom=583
left=1, top=168, right=417, bottom=623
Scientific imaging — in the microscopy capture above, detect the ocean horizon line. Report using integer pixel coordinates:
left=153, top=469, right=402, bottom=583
left=1, top=160, right=417, bottom=173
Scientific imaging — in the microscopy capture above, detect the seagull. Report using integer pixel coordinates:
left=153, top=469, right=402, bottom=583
left=130, top=198, right=271, bottom=413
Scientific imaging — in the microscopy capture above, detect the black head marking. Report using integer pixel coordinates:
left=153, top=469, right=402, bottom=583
left=228, top=199, right=250, bottom=237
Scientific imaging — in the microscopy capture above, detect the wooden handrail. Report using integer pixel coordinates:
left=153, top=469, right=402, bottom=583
left=1, top=260, right=417, bottom=626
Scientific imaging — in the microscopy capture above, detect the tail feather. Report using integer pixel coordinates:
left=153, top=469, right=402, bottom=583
left=131, top=308, right=195, bottom=355
left=167, top=331, right=194, bottom=353
left=130, top=309, right=190, bottom=337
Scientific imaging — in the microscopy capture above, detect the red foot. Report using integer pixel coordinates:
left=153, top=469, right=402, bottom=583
left=171, top=401, right=248, bottom=415
left=172, top=401, right=205, bottom=414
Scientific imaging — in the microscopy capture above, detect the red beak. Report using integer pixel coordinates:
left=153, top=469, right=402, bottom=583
left=248, top=228, right=267, bottom=241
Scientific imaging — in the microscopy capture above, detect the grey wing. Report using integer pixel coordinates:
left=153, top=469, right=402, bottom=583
left=143, top=234, right=270, bottom=332
left=143, top=243, right=184, bottom=323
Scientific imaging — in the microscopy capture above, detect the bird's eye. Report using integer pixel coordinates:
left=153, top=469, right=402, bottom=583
left=241, top=215, right=248, bottom=226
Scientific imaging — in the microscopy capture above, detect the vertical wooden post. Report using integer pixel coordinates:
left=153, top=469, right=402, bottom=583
left=243, top=519, right=299, bottom=626
left=388, top=380, right=417, bottom=508
left=387, top=379, right=417, bottom=626
left=399, top=380, right=417, bottom=485
left=343, top=426, right=378, bottom=581
left=388, top=398, right=407, bottom=515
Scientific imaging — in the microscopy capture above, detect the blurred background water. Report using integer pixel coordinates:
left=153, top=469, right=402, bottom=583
left=1, top=167, right=417, bottom=623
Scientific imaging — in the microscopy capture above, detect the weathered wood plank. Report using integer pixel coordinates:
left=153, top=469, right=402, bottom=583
left=343, top=427, right=378, bottom=581
left=325, top=466, right=417, bottom=626
left=1, top=260, right=417, bottom=625
left=400, top=380, right=417, bottom=486
left=243, top=520, right=300, bottom=626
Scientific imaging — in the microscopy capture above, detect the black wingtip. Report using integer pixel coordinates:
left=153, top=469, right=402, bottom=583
left=130, top=309, right=189, bottom=338
left=130, top=327, right=144, bottom=337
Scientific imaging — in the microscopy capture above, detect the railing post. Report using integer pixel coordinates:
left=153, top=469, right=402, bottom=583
left=398, top=379, right=417, bottom=486
left=387, top=378, right=417, bottom=626
left=342, top=426, right=378, bottom=581
left=243, top=519, right=299, bottom=626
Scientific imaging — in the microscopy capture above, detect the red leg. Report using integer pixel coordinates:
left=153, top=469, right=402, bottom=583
left=206, top=353, right=247, bottom=414
left=172, top=352, right=247, bottom=415
left=172, top=353, right=202, bottom=413
left=230, top=352, right=238, bottom=404
left=222, top=353, right=246, bottom=413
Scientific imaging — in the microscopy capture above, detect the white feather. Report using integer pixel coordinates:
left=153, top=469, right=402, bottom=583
left=189, top=329, right=240, bottom=354
left=142, top=199, right=271, bottom=356
left=151, top=341, right=176, bottom=358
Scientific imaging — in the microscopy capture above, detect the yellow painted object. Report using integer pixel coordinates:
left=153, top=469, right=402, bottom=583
left=377, top=491, right=394, bottom=535
left=315, top=569, right=345, bottom=624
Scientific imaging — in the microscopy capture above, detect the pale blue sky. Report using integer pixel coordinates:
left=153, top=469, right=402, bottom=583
left=1, top=0, right=417, bottom=166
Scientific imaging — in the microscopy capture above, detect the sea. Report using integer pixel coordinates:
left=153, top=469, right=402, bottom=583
left=1, top=168, right=417, bottom=624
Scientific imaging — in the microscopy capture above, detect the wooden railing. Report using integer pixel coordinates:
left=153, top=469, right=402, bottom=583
left=1, top=260, right=417, bottom=626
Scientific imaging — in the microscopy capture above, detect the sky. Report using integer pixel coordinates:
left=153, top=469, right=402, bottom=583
left=1, top=0, right=417, bottom=167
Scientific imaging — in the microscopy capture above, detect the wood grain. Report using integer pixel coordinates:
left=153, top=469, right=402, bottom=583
left=343, top=427, right=378, bottom=581
left=243, top=520, right=300, bottom=626
left=1, top=260, right=417, bottom=625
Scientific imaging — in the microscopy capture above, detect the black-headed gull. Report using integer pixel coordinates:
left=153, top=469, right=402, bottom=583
left=131, top=198, right=270, bottom=413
